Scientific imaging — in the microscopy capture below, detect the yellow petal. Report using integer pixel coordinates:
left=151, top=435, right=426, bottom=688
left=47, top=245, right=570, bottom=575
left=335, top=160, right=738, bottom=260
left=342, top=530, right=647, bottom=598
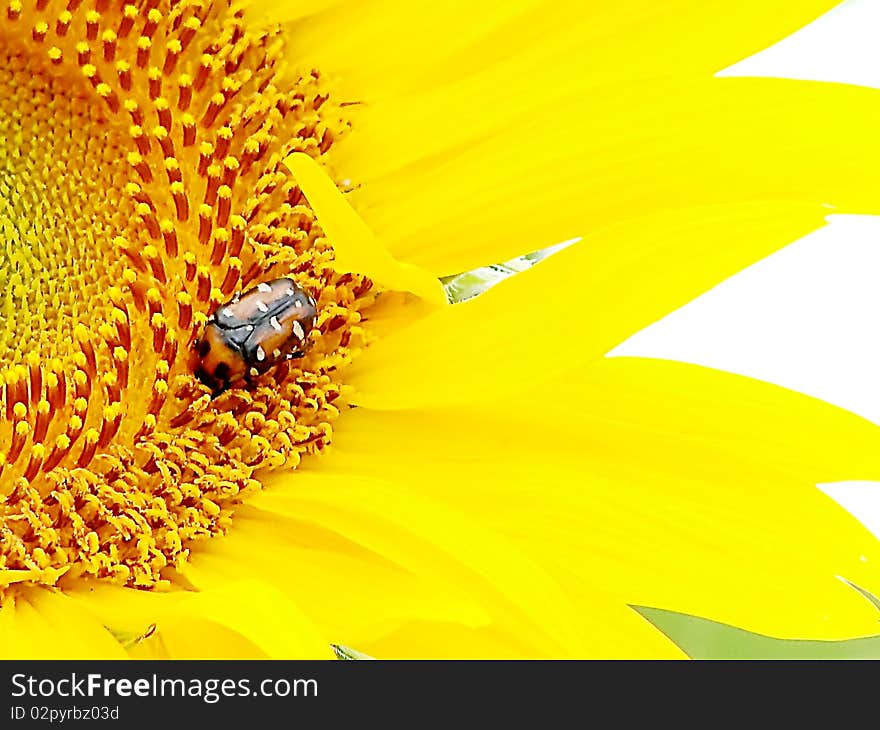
left=262, top=5, right=880, bottom=281
left=273, top=0, right=544, bottom=98
left=349, top=201, right=829, bottom=408
left=252, top=471, right=679, bottom=657
left=352, top=615, right=677, bottom=660
left=243, top=0, right=341, bottom=25
left=572, top=356, right=880, bottom=483
left=247, top=0, right=858, bottom=276
left=341, top=77, right=880, bottom=275
left=156, top=582, right=333, bottom=659
left=354, top=622, right=544, bottom=660
left=0, top=567, right=67, bottom=587
left=320, top=357, right=880, bottom=641
left=283, top=152, right=446, bottom=306
left=184, top=505, right=494, bottom=653
left=125, top=619, right=267, bottom=659
left=277, top=1, right=836, bottom=99
left=60, top=582, right=234, bottom=659
left=338, top=355, right=880, bottom=487
left=326, top=2, right=841, bottom=177
left=0, top=588, right=128, bottom=659
left=63, top=579, right=332, bottom=659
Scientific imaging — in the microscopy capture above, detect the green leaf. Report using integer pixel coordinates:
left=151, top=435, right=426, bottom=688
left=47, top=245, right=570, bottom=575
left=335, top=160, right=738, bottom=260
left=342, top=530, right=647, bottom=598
left=106, top=623, right=158, bottom=650
left=441, top=239, right=579, bottom=303
left=331, top=644, right=375, bottom=660
left=441, top=265, right=517, bottom=304
left=634, top=606, right=880, bottom=659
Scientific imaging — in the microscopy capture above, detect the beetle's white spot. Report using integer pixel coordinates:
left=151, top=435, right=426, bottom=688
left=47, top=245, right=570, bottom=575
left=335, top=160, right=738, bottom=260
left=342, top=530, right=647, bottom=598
left=286, top=288, right=295, bottom=297
left=256, top=345, right=266, bottom=361
left=292, top=321, right=304, bottom=339
left=246, top=324, right=255, bottom=332
left=256, top=300, right=269, bottom=313
left=257, top=282, right=272, bottom=293
left=221, top=307, right=233, bottom=318
left=269, top=316, right=282, bottom=331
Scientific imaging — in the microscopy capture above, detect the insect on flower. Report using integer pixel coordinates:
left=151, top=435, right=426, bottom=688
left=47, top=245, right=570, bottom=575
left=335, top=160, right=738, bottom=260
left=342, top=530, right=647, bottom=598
left=193, top=278, right=318, bottom=393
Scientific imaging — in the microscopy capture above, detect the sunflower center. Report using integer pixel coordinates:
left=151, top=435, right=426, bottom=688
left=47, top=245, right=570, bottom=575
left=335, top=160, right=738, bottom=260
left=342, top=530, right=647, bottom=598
left=0, top=0, right=372, bottom=592
left=0, top=48, right=134, bottom=370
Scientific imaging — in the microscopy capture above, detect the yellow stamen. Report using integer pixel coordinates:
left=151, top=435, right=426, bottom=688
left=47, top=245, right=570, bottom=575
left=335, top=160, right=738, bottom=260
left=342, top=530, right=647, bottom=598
left=0, top=0, right=374, bottom=592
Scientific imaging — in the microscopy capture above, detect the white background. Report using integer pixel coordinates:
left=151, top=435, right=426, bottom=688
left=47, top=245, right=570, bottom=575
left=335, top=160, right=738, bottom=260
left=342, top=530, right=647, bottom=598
left=610, top=0, right=880, bottom=531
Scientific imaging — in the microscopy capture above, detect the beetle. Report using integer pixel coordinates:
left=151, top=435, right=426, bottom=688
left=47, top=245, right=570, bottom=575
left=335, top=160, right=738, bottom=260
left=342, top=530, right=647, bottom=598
left=193, top=277, right=318, bottom=392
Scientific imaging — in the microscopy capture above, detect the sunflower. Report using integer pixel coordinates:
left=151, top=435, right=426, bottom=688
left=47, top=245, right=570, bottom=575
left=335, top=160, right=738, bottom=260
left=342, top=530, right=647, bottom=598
left=0, top=0, right=875, bottom=659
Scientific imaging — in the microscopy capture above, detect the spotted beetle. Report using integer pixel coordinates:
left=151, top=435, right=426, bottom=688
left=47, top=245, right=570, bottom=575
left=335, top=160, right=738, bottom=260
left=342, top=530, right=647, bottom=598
left=194, top=277, right=318, bottom=392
